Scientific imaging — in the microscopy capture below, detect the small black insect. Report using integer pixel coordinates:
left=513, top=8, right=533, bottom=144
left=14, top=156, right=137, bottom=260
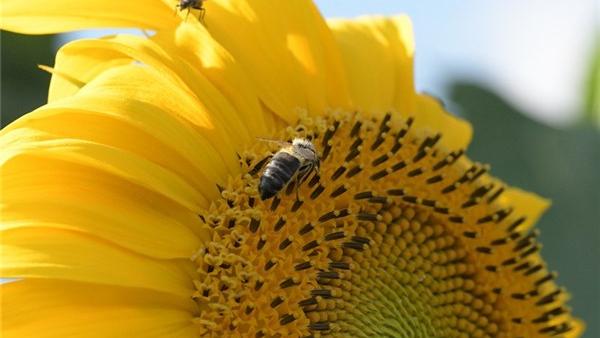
left=256, top=138, right=320, bottom=200
left=176, top=0, right=206, bottom=20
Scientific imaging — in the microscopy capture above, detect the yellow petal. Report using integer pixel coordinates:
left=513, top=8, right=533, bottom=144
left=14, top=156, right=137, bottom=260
left=328, top=15, right=415, bottom=117
left=1, top=158, right=204, bottom=259
left=48, top=34, right=258, bottom=152
left=0, top=0, right=178, bottom=34
left=501, top=186, right=551, bottom=232
left=328, top=16, right=472, bottom=150
left=4, top=64, right=247, bottom=204
left=415, top=94, right=473, bottom=150
left=45, top=41, right=131, bottom=103
left=0, top=227, right=195, bottom=299
left=1, top=279, right=196, bottom=338
left=155, top=23, right=284, bottom=136
left=205, top=0, right=351, bottom=122
left=1, top=136, right=206, bottom=212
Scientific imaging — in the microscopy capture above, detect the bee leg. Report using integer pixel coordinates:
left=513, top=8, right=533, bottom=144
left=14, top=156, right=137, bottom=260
left=199, top=8, right=206, bottom=22
left=294, top=165, right=312, bottom=201
left=294, top=175, right=301, bottom=201
left=302, top=164, right=314, bottom=184
left=292, top=171, right=305, bottom=201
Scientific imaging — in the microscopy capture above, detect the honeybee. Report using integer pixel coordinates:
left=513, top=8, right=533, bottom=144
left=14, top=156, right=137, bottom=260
left=257, top=138, right=320, bottom=200
left=176, top=0, right=206, bottom=20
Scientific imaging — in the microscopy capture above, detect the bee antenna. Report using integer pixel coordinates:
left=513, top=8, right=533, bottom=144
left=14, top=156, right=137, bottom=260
left=255, top=137, right=290, bottom=147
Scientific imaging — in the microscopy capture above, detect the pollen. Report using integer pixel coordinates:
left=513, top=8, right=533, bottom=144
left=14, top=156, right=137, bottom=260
left=191, top=112, right=579, bottom=337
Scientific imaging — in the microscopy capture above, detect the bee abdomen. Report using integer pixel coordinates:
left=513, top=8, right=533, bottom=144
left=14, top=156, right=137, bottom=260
left=259, top=152, right=300, bottom=200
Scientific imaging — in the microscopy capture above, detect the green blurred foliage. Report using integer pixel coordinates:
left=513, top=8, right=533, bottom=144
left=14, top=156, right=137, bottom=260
left=451, top=82, right=600, bottom=338
left=1, top=31, right=55, bottom=128
left=584, top=35, right=600, bottom=128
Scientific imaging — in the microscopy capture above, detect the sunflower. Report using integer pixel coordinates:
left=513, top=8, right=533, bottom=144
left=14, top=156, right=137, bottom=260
left=0, top=1, right=584, bottom=337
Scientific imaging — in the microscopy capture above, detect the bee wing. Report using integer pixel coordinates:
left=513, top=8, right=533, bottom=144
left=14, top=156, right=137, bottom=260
left=256, top=137, right=292, bottom=148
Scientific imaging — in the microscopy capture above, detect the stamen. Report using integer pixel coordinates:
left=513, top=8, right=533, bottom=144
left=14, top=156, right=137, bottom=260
left=299, top=223, right=314, bottom=235
left=192, top=113, right=575, bottom=337
left=346, top=164, right=363, bottom=178
left=407, top=168, right=424, bottom=177
left=391, top=161, right=407, bottom=172
left=299, top=297, right=318, bottom=307
left=329, top=262, right=350, bottom=270
left=308, top=174, right=320, bottom=187
left=270, top=196, right=281, bottom=211
left=321, top=122, right=339, bottom=148
left=294, top=261, right=312, bottom=271
left=350, top=120, right=362, bottom=138
left=270, top=296, right=285, bottom=308
left=345, top=147, right=361, bottom=162
left=249, top=218, right=260, bottom=233
left=350, top=137, right=363, bottom=150
left=279, top=236, right=293, bottom=250
left=330, top=184, right=348, bottom=197
left=324, top=231, right=346, bottom=241
left=354, top=191, right=373, bottom=200
left=291, top=199, right=304, bottom=212
left=487, top=186, right=505, bottom=203
left=279, top=314, right=296, bottom=325
left=370, top=169, right=390, bottom=181
left=372, top=153, right=390, bottom=166
left=310, top=184, right=325, bottom=200
left=433, top=150, right=464, bottom=171
left=321, top=144, right=332, bottom=161
left=302, top=240, right=320, bottom=251
left=273, top=216, right=287, bottom=231
left=309, top=322, right=331, bottom=331
left=331, top=165, right=347, bottom=180
left=356, top=212, right=380, bottom=222
left=426, top=174, right=444, bottom=184
left=317, top=271, right=340, bottom=279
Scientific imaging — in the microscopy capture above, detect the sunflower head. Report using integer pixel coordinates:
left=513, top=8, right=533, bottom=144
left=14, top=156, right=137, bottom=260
left=192, top=109, right=582, bottom=337
left=0, top=1, right=584, bottom=337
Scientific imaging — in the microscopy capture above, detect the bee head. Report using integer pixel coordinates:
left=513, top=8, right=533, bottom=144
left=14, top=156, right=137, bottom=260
left=291, top=138, right=318, bottom=163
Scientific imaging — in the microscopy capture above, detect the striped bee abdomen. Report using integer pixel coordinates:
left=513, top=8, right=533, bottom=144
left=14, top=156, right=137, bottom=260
left=259, top=152, right=300, bottom=200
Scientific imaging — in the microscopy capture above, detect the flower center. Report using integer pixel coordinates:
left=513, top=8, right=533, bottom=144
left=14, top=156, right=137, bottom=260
left=191, top=112, right=575, bottom=337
